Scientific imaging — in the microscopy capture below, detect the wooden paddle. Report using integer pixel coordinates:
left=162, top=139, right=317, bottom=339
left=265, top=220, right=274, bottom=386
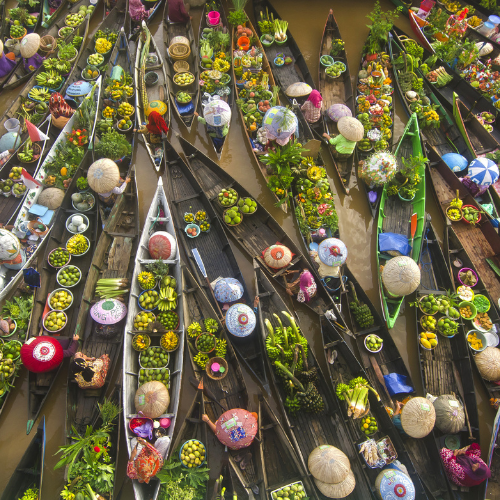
left=410, top=212, right=417, bottom=258
left=189, top=376, right=227, bottom=412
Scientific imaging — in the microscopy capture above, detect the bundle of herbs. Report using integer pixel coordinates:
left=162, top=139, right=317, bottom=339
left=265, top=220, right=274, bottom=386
left=95, top=129, right=132, bottom=160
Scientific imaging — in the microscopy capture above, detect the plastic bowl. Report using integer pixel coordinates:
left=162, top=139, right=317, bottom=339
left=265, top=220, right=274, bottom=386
left=459, top=301, right=477, bottom=321
left=461, top=205, right=481, bottom=225
left=48, top=288, right=74, bottom=311
left=320, top=55, right=334, bottom=67
left=66, top=235, right=90, bottom=257
left=437, top=319, right=458, bottom=339
left=72, top=193, right=95, bottom=212
left=466, top=329, right=487, bottom=352
left=132, top=333, right=151, bottom=351
left=65, top=213, right=89, bottom=234
left=5, top=339, right=22, bottom=361
left=420, top=334, right=438, bottom=351
left=363, top=334, right=383, bottom=353
left=473, top=294, right=490, bottom=313
left=458, top=267, right=478, bottom=287
left=185, top=223, right=200, bottom=238
left=47, top=247, right=71, bottom=269
left=56, top=265, right=82, bottom=288
left=274, top=56, right=284, bottom=67
left=137, top=289, right=159, bottom=312
left=179, top=439, right=206, bottom=468
left=42, top=310, right=68, bottom=333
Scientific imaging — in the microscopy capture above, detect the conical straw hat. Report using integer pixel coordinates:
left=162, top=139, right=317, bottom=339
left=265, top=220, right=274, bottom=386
left=87, top=158, right=120, bottom=194
left=20, top=33, right=40, bottom=58
left=401, top=397, right=436, bottom=438
left=308, top=445, right=350, bottom=484
left=285, top=82, right=312, bottom=97
left=382, top=256, right=421, bottom=297
left=263, top=244, right=293, bottom=269
left=337, top=116, right=364, bottom=142
left=314, top=470, right=356, bottom=498
left=0, top=40, right=4, bottom=55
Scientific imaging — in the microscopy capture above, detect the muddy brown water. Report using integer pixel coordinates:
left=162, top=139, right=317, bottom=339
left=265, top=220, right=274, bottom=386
left=0, top=0, right=496, bottom=498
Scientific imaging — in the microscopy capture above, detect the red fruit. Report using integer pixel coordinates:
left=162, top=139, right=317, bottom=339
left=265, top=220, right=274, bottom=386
left=223, top=192, right=229, bottom=197
left=250, top=92, right=255, bottom=97
left=264, top=100, right=269, bottom=105
left=193, top=229, right=198, bottom=235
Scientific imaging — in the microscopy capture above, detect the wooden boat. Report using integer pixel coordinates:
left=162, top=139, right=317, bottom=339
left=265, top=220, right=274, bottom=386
left=0, top=416, right=45, bottom=500
left=40, top=0, right=68, bottom=29
left=1, top=0, right=102, bottom=94
left=123, top=176, right=184, bottom=500
left=409, top=10, right=435, bottom=53
left=427, top=147, right=500, bottom=302
left=0, top=78, right=101, bottom=305
left=230, top=19, right=286, bottom=213
left=26, top=150, right=100, bottom=434
left=195, top=0, right=232, bottom=159
left=135, top=20, right=170, bottom=171
left=416, top=220, right=481, bottom=500
left=164, top=1, right=199, bottom=132
left=487, top=408, right=500, bottom=500
left=0, top=118, right=52, bottom=225
left=163, top=139, right=268, bottom=390
left=388, top=0, right=414, bottom=15
left=339, top=262, right=455, bottom=499
left=356, top=35, right=397, bottom=218
left=320, top=314, right=429, bottom=498
left=177, top=136, right=351, bottom=325
left=125, top=0, right=165, bottom=39
left=259, top=395, right=316, bottom=499
left=316, top=9, right=355, bottom=194
left=65, top=167, right=139, bottom=439
left=254, top=260, right=375, bottom=500
left=182, top=265, right=265, bottom=499
left=377, top=113, right=425, bottom=328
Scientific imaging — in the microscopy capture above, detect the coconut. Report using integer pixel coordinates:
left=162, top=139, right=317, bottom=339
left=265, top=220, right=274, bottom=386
left=75, top=202, right=89, bottom=211
left=433, top=394, right=465, bottom=434
left=475, top=346, right=500, bottom=381
left=72, top=215, right=83, bottom=226
left=38, top=187, right=65, bottom=210
left=401, top=397, right=436, bottom=438
left=71, top=193, right=83, bottom=204
left=308, top=445, right=350, bottom=484
left=314, top=470, right=356, bottom=498
left=68, top=223, right=77, bottom=232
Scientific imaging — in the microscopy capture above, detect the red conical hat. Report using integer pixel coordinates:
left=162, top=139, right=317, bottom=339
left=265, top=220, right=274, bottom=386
left=21, top=336, right=63, bottom=373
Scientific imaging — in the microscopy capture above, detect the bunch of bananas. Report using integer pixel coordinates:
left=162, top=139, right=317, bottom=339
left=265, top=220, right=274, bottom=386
left=204, top=317, right=218, bottom=333
left=158, top=286, right=177, bottom=311
left=36, top=71, right=63, bottom=88
left=215, top=338, right=227, bottom=358
left=450, top=195, right=463, bottom=209
left=194, top=351, right=209, bottom=368
left=29, top=87, right=51, bottom=102
left=188, top=322, right=202, bottom=339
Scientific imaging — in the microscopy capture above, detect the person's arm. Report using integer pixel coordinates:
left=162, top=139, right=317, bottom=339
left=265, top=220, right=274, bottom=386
left=194, top=111, right=206, bottom=125
left=465, top=443, right=481, bottom=458
left=328, top=134, right=340, bottom=146
left=111, top=178, right=131, bottom=195
left=63, top=334, right=80, bottom=358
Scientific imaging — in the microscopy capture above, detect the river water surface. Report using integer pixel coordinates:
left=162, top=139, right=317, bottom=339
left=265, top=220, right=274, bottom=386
left=0, top=1, right=496, bottom=498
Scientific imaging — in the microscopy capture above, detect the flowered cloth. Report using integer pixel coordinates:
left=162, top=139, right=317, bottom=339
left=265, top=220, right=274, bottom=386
left=49, top=93, right=75, bottom=119
left=74, top=354, right=110, bottom=389
left=0, top=52, right=16, bottom=78
left=440, top=444, right=490, bottom=487
left=129, top=0, right=148, bottom=21
left=127, top=441, right=164, bottom=483
left=23, top=53, right=44, bottom=72
left=298, top=270, right=317, bottom=303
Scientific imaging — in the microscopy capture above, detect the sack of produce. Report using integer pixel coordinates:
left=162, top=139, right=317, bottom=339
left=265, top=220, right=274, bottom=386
left=475, top=347, right=500, bottom=381
left=432, top=394, right=465, bottom=434
left=134, top=381, right=170, bottom=418
left=148, top=231, right=177, bottom=260
left=400, top=397, right=435, bottom=438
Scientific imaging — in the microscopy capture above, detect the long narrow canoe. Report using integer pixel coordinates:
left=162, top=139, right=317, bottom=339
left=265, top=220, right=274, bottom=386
left=0, top=78, right=100, bottom=305
left=416, top=220, right=481, bottom=500
left=487, top=408, right=500, bottom=500
left=182, top=265, right=265, bottom=499
left=163, top=139, right=269, bottom=390
left=409, top=10, right=434, bottom=53
left=65, top=167, right=139, bottom=440
left=316, top=9, right=355, bottom=194
left=0, top=416, right=45, bottom=500
left=427, top=147, right=500, bottom=303
left=164, top=0, right=199, bottom=132
left=377, top=113, right=425, bottom=328
left=26, top=151, right=100, bottom=434
left=340, top=263, right=454, bottom=499
left=320, top=315, right=430, bottom=499
left=123, top=176, right=184, bottom=500
left=195, top=0, right=231, bottom=159
left=125, top=0, right=165, bottom=39
left=254, top=260, right=376, bottom=500
left=135, top=21, right=170, bottom=171
left=231, top=19, right=286, bottom=212
left=177, top=136, right=351, bottom=326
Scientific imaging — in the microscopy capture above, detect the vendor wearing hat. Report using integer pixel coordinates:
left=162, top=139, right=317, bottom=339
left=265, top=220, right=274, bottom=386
left=323, top=116, right=364, bottom=160
left=135, top=101, right=169, bottom=144
left=300, top=90, right=323, bottom=124
left=87, top=158, right=130, bottom=206
left=21, top=33, right=44, bottom=72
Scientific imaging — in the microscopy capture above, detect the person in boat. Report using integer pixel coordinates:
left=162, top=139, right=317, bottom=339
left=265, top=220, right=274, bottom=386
left=0, top=41, right=16, bottom=78
left=194, top=107, right=230, bottom=150
left=390, top=401, right=405, bottom=434
left=129, top=0, right=148, bottom=21
left=440, top=444, right=491, bottom=488
left=300, top=90, right=323, bottom=124
left=323, top=130, right=357, bottom=160
left=135, top=110, right=169, bottom=144
left=97, top=177, right=131, bottom=206
left=322, top=116, right=364, bottom=160
left=69, top=352, right=110, bottom=390
left=285, top=269, right=317, bottom=304
left=127, top=437, right=164, bottom=484
left=167, top=0, right=191, bottom=22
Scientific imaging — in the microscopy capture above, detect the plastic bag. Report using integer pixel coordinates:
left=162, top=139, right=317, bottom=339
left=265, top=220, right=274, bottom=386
left=154, top=436, right=172, bottom=458
left=383, top=373, right=414, bottom=396
left=379, top=233, right=411, bottom=256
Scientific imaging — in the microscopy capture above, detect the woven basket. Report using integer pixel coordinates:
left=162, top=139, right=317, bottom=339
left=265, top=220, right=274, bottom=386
left=205, top=356, right=228, bottom=380
left=39, top=35, right=57, bottom=55
left=173, top=60, right=189, bottom=73
left=51, top=114, right=71, bottom=129
left=169, top=36, right=191, bottom=60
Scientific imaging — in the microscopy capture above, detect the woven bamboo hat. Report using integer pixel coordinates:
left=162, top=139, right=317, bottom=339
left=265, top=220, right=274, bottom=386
left=308, top=445, right=350, bottom=484
left=475, top=347, right=500, bottom=381
left=0, top=40, right=4, bottom=55
left=337, top=116, right=364, bottom=142
left=401, top=397, right=436, bottom=438
left=87, top=158, right=120, bottom=194
left=38, top=187, right=65, bottom=210
left=263, top=244, right=293, bottom=269
left=314, top=471, right=356, bottom=499
left=20, top=33, right=40, bottom=58
left=381, top=256, right=420, bottom=297
left=285, top=82, right=312, bottom=97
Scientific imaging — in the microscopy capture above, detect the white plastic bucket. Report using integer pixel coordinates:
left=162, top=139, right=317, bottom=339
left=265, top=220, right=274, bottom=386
left=4, top=118, right=20, bottom=134
left=478, top=21, right=495, bottom=36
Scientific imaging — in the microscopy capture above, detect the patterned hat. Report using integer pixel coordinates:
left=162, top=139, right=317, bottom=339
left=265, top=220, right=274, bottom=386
left=225, top=304, right=256, bottom=338
left=214, top=278, right=244, bottom=303
left=214, top=409, right=258, bottom=450
left=21, top=336, right=63, bottom=373
left=327, top=103, right=352, bottom=122
left=262, top=244, right=293, bottom=269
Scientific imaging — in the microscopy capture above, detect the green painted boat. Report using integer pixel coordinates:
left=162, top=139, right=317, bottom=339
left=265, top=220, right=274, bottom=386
left=377, top=112, right=425, bottom=329
left=388, top=0, right=414, bottom=15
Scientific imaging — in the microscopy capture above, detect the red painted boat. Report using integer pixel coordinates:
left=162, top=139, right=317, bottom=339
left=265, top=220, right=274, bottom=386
left=409, top=10, right=434, bottom=53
